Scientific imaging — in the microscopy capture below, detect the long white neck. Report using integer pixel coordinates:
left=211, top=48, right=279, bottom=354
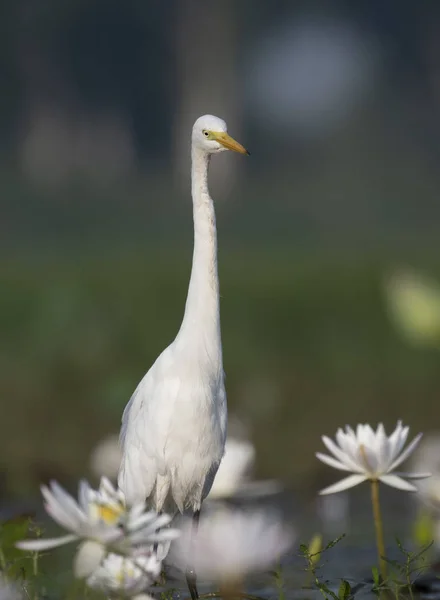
left=178, top=146, right=222, bottom=356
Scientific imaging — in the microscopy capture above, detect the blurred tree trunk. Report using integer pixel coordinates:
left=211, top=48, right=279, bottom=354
left=172, top=0, right=243, bottom=193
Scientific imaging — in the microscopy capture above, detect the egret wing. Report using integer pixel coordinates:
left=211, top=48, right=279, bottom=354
left=118, top=345, right=182, bottom=506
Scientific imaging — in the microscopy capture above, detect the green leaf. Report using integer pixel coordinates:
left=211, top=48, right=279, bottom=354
left=0, top=517, right=32, bottom=548
left=382, top=557, right=402, bottom=571
left=411, top=540, right=434, bottom=562
left=0, top=517, right=34, bottom=566
left=324, top=534, right=345, bottom=550
left=372, top=567, right=380, bottom=586
left=338, top=579, right=351, bottom=600
left=316, top=581, right=339, bottom=600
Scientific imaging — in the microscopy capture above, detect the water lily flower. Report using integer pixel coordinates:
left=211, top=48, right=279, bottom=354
left=16, top=477, right=179, bottom=576
left=88, top=475, right=125, bottom=509
left=86, top=551, right=161, bottom=598
left=316, top=421, right=431, bottom=495
left=170, top=507, right=293, bottom=582
left=207, top=426, right=281, bottom=501
left=207, top=437, right=255, bottom=499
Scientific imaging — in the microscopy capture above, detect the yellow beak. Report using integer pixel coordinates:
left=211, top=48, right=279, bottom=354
left=212, top=131, right=250, bottom=155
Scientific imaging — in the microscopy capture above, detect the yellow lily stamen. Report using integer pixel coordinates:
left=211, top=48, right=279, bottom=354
left=96, top=503, right=124, bottom=525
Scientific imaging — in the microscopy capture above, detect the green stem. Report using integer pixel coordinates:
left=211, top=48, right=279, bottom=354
left=371, top=478, right=387, bottom=582
left=32, top=551, right=39, bottom=577
left=274, top=562, right=286, bottom=600
left=32, top=551, right=39, bottom=600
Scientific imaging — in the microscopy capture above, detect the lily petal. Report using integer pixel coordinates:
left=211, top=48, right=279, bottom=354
left=389, top=433, right=423, bottom=471
left=129, top=511, right=167, bottom=532
left=44, top=482, right=86, bottom=525
left=395, top=424, right=409, bottom=456
left=74, top=540, right=106, bottom=578
left=315, top=453, right=353, bottom=472
left=322, top=436, right=361, bottom=472
left=41, top=486, right=81, bottom=531
left=43, top=501, right=78, bottom=532
left=132, top=513, right=173, bottom=536
left=387, top=421, right=404, bottom=462
left=337, top=430, right=362, bottom=466
left=99, top=476, right=117, bottom=496
left=375, top=423, right=390, bottom=471
left=394, top=472, right=431, bottom=479
left=379, top=474, right=418, bottom=491
left=78, top=480, right=91, bottom=513
left=319, top=474, right=367, bottom=495
left=16, top=533, right=78, bottom=551
left=356, top=444, right=378, bottom=474
left=129, top=503, right=148, bottom=523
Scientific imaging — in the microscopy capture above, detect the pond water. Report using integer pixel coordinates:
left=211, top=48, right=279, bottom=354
left=165, top=485, right=437, bottom=600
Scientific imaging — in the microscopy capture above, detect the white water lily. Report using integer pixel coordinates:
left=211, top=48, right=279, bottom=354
left=207, top=437, right=255, bottom=499
left=16, top=477, right=179, bottom=576
left=316, top=421, right=430, bottom=495
left=86, top=551, right=161, bottom=598
left=88, top=476, right=125, bottom=512
left=170, top=507, right=293, bottom=581
left=207, top=430, right=281, bottom=500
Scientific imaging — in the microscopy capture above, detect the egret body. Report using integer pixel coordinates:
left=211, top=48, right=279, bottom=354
left=118, top=115, right=248, bottom=598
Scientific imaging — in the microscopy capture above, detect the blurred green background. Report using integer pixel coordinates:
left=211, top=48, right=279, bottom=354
left=2, top=0, right=440, bottom=502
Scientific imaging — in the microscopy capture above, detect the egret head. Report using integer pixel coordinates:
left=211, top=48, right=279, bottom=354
left=192, top=114, right=249, bottom=156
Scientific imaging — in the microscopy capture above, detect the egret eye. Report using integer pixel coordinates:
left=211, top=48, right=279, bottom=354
left=203, top=130, right=210, bottom=138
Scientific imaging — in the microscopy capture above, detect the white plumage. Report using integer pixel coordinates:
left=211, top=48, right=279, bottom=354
left=118, top=115, right=248, bottom=515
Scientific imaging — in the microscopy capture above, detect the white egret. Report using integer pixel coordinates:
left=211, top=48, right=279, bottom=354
left=118, top=114, right=248, bottom=599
